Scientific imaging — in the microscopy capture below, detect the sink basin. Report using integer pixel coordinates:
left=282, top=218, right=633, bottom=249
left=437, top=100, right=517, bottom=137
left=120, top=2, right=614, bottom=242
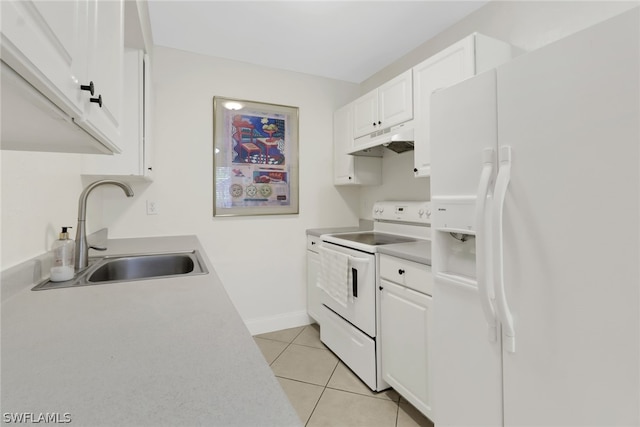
left=33, top=250, right=209, bottom=291
left=89, top=253, right=197, bottom=283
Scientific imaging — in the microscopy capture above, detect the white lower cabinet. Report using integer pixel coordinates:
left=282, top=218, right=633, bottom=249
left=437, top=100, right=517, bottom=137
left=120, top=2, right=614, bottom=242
left=379, top=254, right=433, bottom=419
left=306, top=235, right=322, bottom=323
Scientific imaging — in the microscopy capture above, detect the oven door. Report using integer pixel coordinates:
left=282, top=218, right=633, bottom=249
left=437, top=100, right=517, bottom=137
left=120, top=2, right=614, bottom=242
left=317, top=242, right=376, bottom=337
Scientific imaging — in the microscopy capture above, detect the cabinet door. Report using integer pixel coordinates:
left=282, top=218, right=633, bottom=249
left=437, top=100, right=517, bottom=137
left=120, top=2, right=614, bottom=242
left=78, top=0, right=124, bottom=147
left=380, top=279, right=432, bottom=418
left=333, top=103, right=356, bottom=185
left=83, top=49, right=151, bottom=179
left=378, top=69, right=413, bottom=129
left=0, top=0, right=86, bottom=117
left=352, top=89, right=378, bottom=138
left=306, top=248, right=321, bottom=323
left=413, top=36, right=474, bottom=177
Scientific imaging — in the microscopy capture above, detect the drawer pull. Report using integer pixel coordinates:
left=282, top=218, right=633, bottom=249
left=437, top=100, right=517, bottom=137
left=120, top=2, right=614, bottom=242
left=398, top=269, right=405, bottom=275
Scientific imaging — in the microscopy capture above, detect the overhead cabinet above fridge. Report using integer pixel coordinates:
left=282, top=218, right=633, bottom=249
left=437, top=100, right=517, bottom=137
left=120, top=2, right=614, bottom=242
left=412, top=33, right=516, bottom=178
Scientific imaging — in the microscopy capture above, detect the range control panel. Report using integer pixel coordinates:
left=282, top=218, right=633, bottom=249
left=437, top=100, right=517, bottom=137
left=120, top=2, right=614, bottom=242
left=372, top=201, right=431, bottom=224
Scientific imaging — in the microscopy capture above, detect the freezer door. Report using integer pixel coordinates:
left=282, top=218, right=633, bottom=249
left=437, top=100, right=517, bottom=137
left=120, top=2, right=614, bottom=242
left=496, top=8, right=639, bottom=425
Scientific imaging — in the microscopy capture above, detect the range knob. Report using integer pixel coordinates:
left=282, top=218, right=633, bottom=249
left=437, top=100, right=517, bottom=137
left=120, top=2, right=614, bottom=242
left=418, top=209, right=425, bottom=217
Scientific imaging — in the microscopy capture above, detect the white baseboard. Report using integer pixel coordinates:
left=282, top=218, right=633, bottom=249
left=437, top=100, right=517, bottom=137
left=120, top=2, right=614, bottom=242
left=245, top=310, right=313, bottom=336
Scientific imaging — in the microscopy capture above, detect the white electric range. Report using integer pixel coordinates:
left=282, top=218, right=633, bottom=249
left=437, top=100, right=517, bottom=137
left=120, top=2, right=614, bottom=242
left=318, top=201, right=431, bottom=391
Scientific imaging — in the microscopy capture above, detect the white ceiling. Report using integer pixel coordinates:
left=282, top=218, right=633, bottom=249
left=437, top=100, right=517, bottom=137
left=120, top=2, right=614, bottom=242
left=147, top=1, right=489, bottom=83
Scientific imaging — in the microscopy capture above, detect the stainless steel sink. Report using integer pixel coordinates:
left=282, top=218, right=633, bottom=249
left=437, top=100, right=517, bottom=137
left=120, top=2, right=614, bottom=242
left=33, top=250, right=209, bottom=291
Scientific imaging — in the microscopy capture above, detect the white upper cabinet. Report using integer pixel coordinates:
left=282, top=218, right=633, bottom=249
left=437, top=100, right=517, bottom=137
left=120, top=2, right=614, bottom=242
left=1, top=0, right=86, bottom=117
left=412, top=33, right=515, bottom=177
left=83, top=49, right=153, bottom=180
left=76, top=0, right=124, bottom=147
left=353, top=70, right=413, bottom=138
left=334, top=103, right=381, bottom=186
left=82, top=1, right=154, bottom=180
left=0, top=0, right=124, bottom=154
left=334, top=103, right=356, bottom=184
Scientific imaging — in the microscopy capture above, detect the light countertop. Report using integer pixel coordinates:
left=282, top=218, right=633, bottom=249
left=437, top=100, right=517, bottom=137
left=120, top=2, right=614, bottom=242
left=306, top=226, right=360, bottom=237
left=1, top=235, right=300, bottom=426
left=377, top=240, right=432, bottom=265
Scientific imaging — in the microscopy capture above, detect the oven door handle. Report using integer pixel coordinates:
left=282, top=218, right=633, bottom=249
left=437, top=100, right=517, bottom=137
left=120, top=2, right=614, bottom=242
left=348, top=256, right=369, bottom=299
left=351, top=268, right=358, bottom=298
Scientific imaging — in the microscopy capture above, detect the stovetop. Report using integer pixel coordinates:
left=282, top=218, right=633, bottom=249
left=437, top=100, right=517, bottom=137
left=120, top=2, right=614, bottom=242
left=320, top=201, right=431, bottom=253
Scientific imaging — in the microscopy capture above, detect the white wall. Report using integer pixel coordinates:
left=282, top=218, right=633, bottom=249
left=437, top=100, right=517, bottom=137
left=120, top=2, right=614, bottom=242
left=358, top=0, right=638, bottom=219
left=0, top=151, right=105, bottom=269
left=104, top=47, right=360, bottom=333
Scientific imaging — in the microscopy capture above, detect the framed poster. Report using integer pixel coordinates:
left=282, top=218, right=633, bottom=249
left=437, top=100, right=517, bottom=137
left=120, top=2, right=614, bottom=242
left=213, top=97, right=299, bottom=216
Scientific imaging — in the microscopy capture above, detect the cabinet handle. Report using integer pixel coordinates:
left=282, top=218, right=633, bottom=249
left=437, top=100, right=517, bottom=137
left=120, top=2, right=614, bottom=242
left=372, top=122, right=377, bottom=126
left=378, top=121, right=382, bottom=125
left=348, top=176, right=352, bottom=180
left=379, top=286, right=383, bottom=291
left=90, top=94, right=103, bottom=108
left=398, top=269, right=405, bottom=275
left=80, top=81, right=95, bottom=95
left=311, top=241, right=316, bottom=245
left=413, top=168, right=418, bottom=173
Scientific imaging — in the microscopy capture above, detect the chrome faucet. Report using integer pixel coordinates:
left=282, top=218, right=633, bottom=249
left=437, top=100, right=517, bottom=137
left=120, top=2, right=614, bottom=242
left=75, top=180, right=134, bottom=270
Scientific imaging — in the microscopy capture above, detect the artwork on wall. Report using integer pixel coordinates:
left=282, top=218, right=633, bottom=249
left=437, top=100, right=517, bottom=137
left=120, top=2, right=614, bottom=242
left=213, top=96, right=299, bottom=216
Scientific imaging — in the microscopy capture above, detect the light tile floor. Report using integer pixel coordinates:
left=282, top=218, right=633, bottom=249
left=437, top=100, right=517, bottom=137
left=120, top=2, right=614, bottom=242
left=254, top=324, right=434, bottom=427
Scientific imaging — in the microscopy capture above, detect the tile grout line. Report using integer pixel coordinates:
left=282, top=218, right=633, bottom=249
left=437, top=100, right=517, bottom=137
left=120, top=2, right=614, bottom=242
left=260, top=324, right=312, bottom=367
left=262, top=325, right=433, bottom=426
left=304, top=359, right=340, bottom=427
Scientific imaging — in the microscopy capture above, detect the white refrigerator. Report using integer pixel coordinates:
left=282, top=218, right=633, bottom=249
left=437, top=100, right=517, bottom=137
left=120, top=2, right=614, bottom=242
left=430, top=8, right=639, bottom=426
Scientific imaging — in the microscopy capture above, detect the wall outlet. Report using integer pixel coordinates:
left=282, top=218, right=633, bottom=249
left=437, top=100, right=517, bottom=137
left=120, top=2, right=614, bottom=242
left=146, top=200, right=159, bottom=215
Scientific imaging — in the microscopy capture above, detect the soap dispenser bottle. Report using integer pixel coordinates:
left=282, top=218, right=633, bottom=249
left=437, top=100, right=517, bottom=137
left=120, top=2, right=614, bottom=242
left=50, top=227, right=75, bottom=282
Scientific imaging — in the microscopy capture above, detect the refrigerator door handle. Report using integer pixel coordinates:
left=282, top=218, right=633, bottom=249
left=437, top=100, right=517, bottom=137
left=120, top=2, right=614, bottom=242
left=493, top=145, right=516, bottom=353
left=475, top=147, right=498, bottom=342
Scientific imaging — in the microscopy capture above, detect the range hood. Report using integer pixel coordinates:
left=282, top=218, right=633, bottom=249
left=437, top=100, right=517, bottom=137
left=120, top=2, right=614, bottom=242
left=348, top=120, right=414, bottom=156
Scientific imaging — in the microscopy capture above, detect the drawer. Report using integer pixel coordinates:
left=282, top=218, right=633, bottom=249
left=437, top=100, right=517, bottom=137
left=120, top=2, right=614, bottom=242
left=307, top=235, right=321, bottom=252
left=320, top=305, right=377, bottom=391
left=379, top=254, right=433, bottom=296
